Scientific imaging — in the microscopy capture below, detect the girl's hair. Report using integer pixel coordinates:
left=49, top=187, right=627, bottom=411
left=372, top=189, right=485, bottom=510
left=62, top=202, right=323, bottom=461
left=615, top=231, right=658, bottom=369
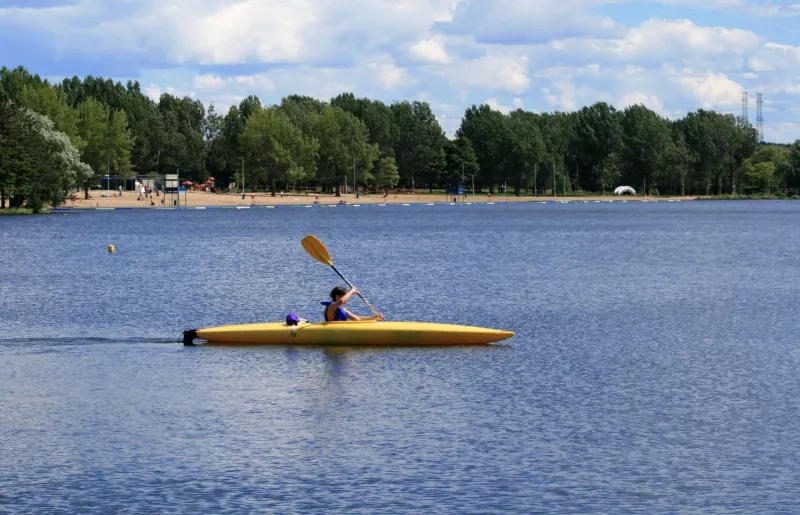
left=330, top=286, right=347, bottom=300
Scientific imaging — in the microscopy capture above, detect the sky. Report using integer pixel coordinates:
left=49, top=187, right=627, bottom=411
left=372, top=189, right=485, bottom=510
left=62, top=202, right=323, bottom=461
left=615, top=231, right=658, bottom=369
left=1, top=0, right=799, bottom=142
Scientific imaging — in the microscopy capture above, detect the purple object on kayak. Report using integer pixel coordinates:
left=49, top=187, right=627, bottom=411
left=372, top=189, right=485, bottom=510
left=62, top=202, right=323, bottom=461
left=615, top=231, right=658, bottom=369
left=286, top=313, right=301, bottom=326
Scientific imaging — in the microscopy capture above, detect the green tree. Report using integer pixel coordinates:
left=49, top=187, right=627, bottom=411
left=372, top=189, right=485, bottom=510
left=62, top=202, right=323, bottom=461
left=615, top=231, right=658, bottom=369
left=669, top=126, right=697, bottom=196
left=240, top=107, right=319, bottom=195
left=309, top=105, right=377, bottom=196
left=507, top=110, right=545, bottom=196
left=156, top=94, right=205, bottom=179
left=0, top=95, right=35, bottom=208
left=374, top=156, right=400, bottom=188
left=76, top=98, right=134, bottom=198
left=538, top=111, right=573, bottom=196
left=280, top=95, right=327, bottom=134
left=751, top=145, right=791, bottom=194
left=202, top=102, right=229, bottom=184
left=619, top=104, right=672, bottom=195
left=599, top=152, right=622, bottom=195
left=26, top=110, right=91, bottom=211
left=739, top=158, right=775, bottom=194
left=443, top=136, right=480, bottom=191
left=17, top=83, right=82, bottom=146
left=332, top=93, right=399, bottom=158
left=457, top=104, right=507, bottom=192
left=0, top=95, right=89, bottom=211
left=5, top=63, right=797, bottom=200
left=572, top=102, right=621, bottom=192
left=390, top=101, right=445, bottom=190
left=789, top=140, right=800, bottom=193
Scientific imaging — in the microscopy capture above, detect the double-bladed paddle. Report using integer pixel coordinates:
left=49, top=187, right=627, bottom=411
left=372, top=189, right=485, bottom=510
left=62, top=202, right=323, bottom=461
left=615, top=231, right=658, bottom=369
left=301, top=234, right=384, bottom=319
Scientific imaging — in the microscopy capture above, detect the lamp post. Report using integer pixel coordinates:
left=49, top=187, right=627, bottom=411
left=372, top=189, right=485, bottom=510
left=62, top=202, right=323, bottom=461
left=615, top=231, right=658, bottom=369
left=461, top=162, right=465, bottom=201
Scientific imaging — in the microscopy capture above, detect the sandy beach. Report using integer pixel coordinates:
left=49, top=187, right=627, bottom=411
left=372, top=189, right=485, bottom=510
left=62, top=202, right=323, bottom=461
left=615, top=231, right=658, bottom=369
left=62, top=190, right=697, bottom=209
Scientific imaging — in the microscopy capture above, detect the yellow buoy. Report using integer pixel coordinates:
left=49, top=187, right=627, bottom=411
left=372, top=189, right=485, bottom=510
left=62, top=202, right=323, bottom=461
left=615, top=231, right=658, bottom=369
left=108, top=244, right=115, bottom=253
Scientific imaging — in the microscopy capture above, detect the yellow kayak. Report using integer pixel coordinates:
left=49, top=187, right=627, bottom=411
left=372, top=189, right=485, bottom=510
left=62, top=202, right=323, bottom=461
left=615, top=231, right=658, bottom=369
left=183, top=320, right=514, bottom=346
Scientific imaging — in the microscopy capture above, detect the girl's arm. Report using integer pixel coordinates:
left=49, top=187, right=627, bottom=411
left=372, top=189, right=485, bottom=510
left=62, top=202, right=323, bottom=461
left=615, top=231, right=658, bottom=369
left=333, top=287, right=358, bottom=308
left=345, top=310, right=383, bottom=321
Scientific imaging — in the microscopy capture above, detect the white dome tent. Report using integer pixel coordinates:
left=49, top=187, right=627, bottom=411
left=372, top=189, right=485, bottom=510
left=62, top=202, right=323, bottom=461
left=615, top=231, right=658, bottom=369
left=614, top=186, right=636, bottom=196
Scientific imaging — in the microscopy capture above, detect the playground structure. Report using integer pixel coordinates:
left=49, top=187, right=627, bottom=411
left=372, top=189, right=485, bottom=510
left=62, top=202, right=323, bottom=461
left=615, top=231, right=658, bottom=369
left=614, top=186, right=636, bottom=196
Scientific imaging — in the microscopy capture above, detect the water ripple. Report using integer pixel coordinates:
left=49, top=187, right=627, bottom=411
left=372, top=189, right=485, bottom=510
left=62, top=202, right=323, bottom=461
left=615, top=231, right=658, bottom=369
left=2, top=201, right=800, bottom=512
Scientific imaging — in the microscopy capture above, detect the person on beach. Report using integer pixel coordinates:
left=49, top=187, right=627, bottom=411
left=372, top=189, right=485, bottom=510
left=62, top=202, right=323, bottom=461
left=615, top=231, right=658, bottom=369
left=322, top=286, right=383, bottom=322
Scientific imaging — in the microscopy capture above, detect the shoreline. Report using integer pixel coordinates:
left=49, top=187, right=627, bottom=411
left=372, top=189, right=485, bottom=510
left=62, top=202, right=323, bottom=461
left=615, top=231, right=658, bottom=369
left=4, top=192, right=794, bottom=214
left=56, top=191, right=698, bottom=210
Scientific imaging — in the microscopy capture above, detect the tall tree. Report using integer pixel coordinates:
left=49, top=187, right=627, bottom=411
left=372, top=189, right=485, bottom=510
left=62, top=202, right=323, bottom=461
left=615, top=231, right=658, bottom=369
left=507, top=110, right=545, bottom=196
left=240, top=107, right=319, bottom=195
left=76, top=98, right=134, bottom=198
left=573, top=102, right=621, bottom=192
left=156, top=94, right=205, bottom=179
left=390, top=101, right=446, bottom=190
left=332, top=93, right=399, bottom=157
left=619, top=104, right=672, bottom=194
left=538, top=112, right=573, bottom=196
left=374, top=156, right=401, bottom=188
left=457, top=104, right=507, bottom=192
left=0, top=96, right=89, bottom=211
left=669, top=125, right=697, bottom=197
left=309, top=105, right=378, bottom=195
left=443, top=136, right=480, bottom=191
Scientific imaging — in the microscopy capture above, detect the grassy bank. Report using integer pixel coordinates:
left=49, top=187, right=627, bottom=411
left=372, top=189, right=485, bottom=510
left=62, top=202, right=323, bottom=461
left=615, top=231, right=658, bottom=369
left=0, top=208, right=51, bottom=215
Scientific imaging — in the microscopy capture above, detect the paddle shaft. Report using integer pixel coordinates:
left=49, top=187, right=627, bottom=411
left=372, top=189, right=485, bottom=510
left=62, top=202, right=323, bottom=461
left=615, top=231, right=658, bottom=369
left=301, top=234, right=384, bottom=320
left=330, top=264, right=383, bottom=319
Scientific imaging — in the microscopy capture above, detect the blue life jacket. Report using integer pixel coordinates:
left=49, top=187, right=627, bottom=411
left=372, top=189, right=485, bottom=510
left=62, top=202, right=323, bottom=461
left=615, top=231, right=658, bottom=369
left=321, top=301, right=348, bottom=322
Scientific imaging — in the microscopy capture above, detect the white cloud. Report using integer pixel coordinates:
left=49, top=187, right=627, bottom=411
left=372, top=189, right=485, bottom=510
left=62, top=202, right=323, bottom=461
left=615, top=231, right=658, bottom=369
left=3, top=0, right=800, bottom=142
left=620, top=92, right=664, bottom=113
left=188, top=73, right=276, bottom=107
left=193, top=74, right=226, bottom=91
left=672, top=71, right=743, bottom=109
left=162, top=59, right=415, bottom=113
left=446, top=0, right=625, bottom=43
left=0, top=0, right=463, bottom=65
left=760, top=43, right=800, bottom=70
left=441, top=55, right=531, bottom=94
left=369, top=61, right=412, bottom=90
left=409, top=37, right=450, bottom=63
left=765, top=122, right=800, bottom=144
left=547, top=18, right=762, bottom=67
left=541, top=81, right=613, bottom=111
left=141, top=83, right=195, bottom=102
left=486, top=97, right=512, bottom=114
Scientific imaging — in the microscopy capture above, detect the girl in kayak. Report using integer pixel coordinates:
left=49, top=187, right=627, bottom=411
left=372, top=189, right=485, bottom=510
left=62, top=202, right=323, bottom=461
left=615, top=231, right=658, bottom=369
left=322, top=286, right=384, bottom=322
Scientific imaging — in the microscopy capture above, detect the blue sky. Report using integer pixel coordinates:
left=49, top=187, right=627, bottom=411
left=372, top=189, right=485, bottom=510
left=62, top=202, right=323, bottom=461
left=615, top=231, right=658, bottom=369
left=1, top=0, right=799, bottom=142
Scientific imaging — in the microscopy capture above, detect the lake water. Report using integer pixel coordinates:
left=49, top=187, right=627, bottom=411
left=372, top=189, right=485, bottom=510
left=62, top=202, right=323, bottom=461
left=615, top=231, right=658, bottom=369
left=2, top=200, right=799, bottom=513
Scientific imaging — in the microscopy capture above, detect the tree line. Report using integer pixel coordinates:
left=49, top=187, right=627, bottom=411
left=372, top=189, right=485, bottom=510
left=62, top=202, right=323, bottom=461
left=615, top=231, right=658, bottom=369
left=2, top=65, right=799, bottom=211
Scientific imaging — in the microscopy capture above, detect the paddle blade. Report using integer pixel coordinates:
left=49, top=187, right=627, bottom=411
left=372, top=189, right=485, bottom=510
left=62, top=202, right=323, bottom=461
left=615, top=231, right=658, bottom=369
left=301, top=234, right=333, bottom=266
